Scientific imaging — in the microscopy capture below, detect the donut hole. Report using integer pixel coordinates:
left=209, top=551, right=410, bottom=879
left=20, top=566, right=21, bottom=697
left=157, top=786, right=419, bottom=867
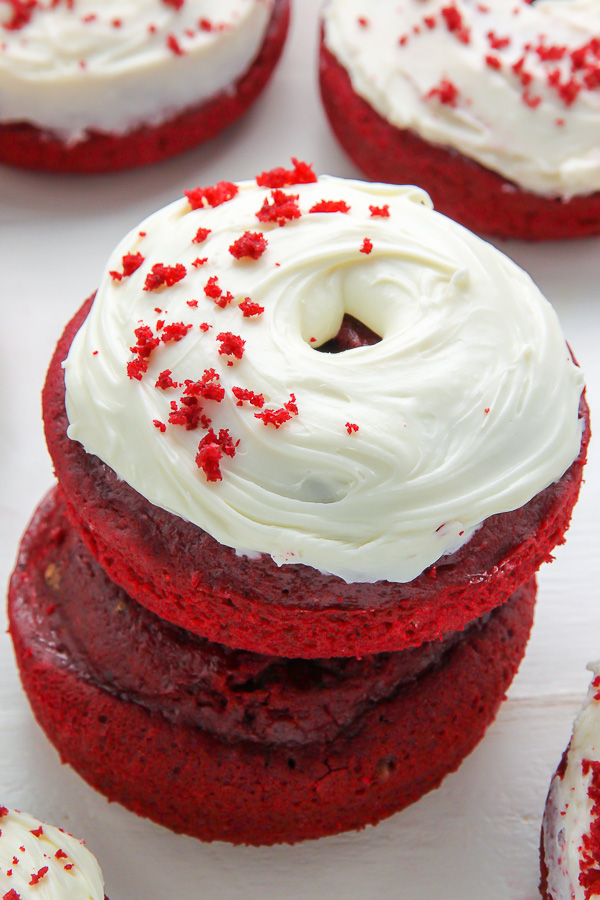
left=316, top=313, right=382, bottom=354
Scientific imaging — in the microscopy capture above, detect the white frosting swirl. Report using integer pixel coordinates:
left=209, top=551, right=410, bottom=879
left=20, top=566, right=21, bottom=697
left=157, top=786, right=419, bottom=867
left=542, top=662, right=600, bottom=900
left=0, top=0, right=273, bottom=139
left=323, top=0, right=600, bottom=198
left=64, top=174, right=584, bottom=584
left=0, top=807, right=104, bottom=900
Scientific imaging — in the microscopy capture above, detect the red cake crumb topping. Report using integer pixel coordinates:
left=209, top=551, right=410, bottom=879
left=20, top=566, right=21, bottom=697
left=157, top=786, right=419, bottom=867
left=55, top=849, right=68, bottom=860
left=187, top=299, right=198, bottom=307
left=191, top=258, right=208, bottom=268
left=256, top=158, right=317, bottom=188
left=109, top=252, right=144, bottom=282
left=153, top=420, right=167, bottom=432
left=168, top=397, right=207, bottom=431
left=3, top=890, right=21, bottom=900
left=239, top=298, right=264, bottom=317
left=232, top=386, right=265, bottom=407
left=0, top=806, right=7, bottom=817
left=162, top=0, right=185, bottom=8
left=160, top=321, right=193, bottom=343
left=2, top=0, right=37, bottom=32
left=309, top=200, right=351, bottom=213
left=427, top=77, right=459, bottom=106
left=127, top=358, right=148, bottom=380
left=256, top=190, right=302, bottom=226
left=204, top=276, right=234, bottom=308
left=579, top=759, right=600, bottom=898
left=361, top=238, right=373, bottom=254
left=29, top=868, right=48, bottom=886
left=183, top=369, right=225, bottom=402
left=486, top=54, right=502, bottom=70
left=199, top=322, right=211, bottom=332
left=63, top=864, right=74, bottom=871
left=441, top=3, right=470, bottom=43
left=346, top=422, right=359, bottom=434
left=229, top=231, right=268, bottom=259
left=143, top=263, right=186, bottom=292
left=166, top=34, right=184, bottom=55
left=216, top=332, right=245, bottom=360
left=130, top=325, right=159, bottom=358
left=193, top=227, right=211, bottom=244
left=370, top=205, right=390, bottom=217
left=195, top=428, right=238, bottom=482
left=255, top=394, right=298, bottom=428
left=185, top=181, right=239, bottom=210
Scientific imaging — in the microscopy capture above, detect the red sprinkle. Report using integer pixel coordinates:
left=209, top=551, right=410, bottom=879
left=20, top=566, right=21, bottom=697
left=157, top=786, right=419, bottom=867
left=256, top=190, right=302, bottom=227
left=255, top=158, right=317, bottom=189
left=232, top=386, right=265, bottom=408
left=369, top=205, right=390, bottom=217
left=143, top=263, right=186, bottom=292
left=216, top=332, right=245, bottom=360
left=229, top=231, right=268, bottom=260
left=185, top=181, right=239, bottom=210
left=309, top=200, right=351, bottom=214
left=238, top=298, right=264, bottom=318
left=360, top=238, right=373, bottom=254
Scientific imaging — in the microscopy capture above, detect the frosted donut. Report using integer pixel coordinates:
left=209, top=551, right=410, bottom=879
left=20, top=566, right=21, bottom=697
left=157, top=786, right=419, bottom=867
left=541, top=662, right=600, bottom=900
left=41, top=164, right=588, bottom=656
left=320, top=0, right=600, bottom=239
left=0, top=0, right=289, bottom=172
left=0, top=806, right=107, bottom=900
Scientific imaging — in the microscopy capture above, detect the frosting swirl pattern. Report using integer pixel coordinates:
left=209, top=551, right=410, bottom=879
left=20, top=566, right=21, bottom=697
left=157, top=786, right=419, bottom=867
left=0, top=807, right=105, bottom=900
left=323, top=0, right=600, bottom=198
left=0, top=0, right=272, bottom=139
left=64, top=173, right=584, bottom=584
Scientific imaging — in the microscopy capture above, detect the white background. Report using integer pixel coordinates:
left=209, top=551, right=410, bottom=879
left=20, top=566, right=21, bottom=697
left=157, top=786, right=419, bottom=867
left=1, top=2, right=600, bottom=898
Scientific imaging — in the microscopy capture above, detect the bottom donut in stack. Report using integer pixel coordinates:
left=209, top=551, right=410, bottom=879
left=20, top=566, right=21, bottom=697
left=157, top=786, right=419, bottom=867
left=8, top=167, right=588, bottom=844
left=9, top=489, right=536, bottom=846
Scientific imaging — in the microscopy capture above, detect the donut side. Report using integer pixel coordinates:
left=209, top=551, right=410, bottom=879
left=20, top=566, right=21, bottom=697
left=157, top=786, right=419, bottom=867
left=0, top=0, right=289, bottom=174
left=8, top=490, right=537, bottom=846
left=43, top=297, right=589, bottom=658
left=319, top=36, right=600, bottom=241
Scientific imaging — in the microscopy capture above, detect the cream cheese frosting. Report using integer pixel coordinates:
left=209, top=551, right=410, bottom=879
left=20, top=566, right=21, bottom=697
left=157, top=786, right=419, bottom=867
left=63, top=172, right=585, bottom=584
left=0, top=0, right=273, bottom=139
left=0, top=807, right=105, bottom=900
left=323, top=0, right=600, bottom=198
left=542, top=662, right=600, bottom=900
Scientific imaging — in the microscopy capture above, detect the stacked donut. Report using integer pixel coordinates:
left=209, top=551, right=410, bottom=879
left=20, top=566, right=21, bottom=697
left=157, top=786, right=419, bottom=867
left=8, top=163, right=589, bottom=844
left=319, top=0, right=600, bottom=240
left=0, top=0, right=290, bottom=173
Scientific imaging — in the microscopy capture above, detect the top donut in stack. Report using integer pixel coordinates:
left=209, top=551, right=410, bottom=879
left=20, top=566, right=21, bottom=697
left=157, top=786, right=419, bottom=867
left=319, top=0, right=600, bottom=240
left=43, top=161, right=588, bottom=660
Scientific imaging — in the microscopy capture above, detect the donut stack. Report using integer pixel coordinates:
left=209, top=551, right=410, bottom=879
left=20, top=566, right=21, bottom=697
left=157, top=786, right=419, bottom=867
left=8, top=165, right=588, bottom=844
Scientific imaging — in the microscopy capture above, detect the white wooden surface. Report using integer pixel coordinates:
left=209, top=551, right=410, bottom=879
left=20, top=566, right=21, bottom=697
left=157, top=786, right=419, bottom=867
left=1, top=3, right=599, bottom=897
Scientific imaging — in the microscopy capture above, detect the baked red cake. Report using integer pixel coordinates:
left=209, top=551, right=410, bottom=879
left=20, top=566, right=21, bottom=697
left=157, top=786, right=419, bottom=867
left=0, top=0, right=289, bottom=173
left=0, top=805, right=107, bottom=899
left=319, top=0, right=600, bottom=240
left=8, top=488, right=537, bottom=845
left=42, top=168, right=588, bottom=658
left=540, top=663, right=600, bottom=900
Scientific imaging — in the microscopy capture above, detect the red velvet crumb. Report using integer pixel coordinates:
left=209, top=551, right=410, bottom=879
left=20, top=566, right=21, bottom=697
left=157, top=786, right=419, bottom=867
left=109, top=252, right=145, bottom=282
left=143, top=263, right=186, bottom=291
left=232, top=386, right=265, bottom=408
left=216, top=332, right=245, bottom=360
left=360, top=238, right=373, bottom=254
left=346, top=422, right=359, bottom=434
left=3, top=890, right=21, bottom=900
left=160, top=321, right=193, bottom=343
left=2, top=0, right=37, bottom=32
left=427, top=77, right=459, bottom=106
left=184, top=369, right=225, bottom=402
left=191, top=257, right=208, bottom=268
left=55, top=849, right=68, bottom=860
left=256, top=190, right=302, bottom=226
left=185, top=181, right=239, bottom=210
left=166, top=33, right=184, bottom=55
left=239, top=298, right=264, bottom=317
left=155, top=369, right=178, bottom=390
left=195, top=428, right=238, bottom=482
left=29, top=868, right=49, bottom=886
left=153, top=420, right=167, bottom=433
left=369, top=205, right=390, bottom=217
left=192, top=227, right=211, bottom=244
left=0, top=806, right=7, bottom=817
left=309, top=200, right=350, bottom=214
left=256, top=158, right=317, bottom=188
left=229, top=231, right=268, bottom=260
left=255, top=394, right=298, bottom=428
left=29, top=826, right=43, bottom=838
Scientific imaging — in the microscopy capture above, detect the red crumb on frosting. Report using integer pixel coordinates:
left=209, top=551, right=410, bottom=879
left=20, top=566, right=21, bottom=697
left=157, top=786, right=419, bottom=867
left=183, top=369, right=225, bottom=402
left=255, top=393, right=298, bottom=428
left=346, top=422, right=359, bottom=434
left=360, top=238, right=373, bottom=254
left=427, top=77, right=460, bottom=106
left=109, top=252, right=144, bottom=281
left=578, top=759, right=600, bottom=898
left=191, top=258, right=208, bottom=268
left=29, top=826, right=43, bottom=838
left=232, top=386, right=265, bottom=408
left=2, top=0, right=37, bottom=31
left=155, top=369, right=178, bottom=390
left=162, top=0, right=184, bottom=8
left=0, top=806, right=7, bottom=817
left=3, top=890, right=21, bottom=900
left=29, top=868, right=48, bottom=886
left=185, top=181, right=239, bottom=210
left=357, top=16, right=368, bottom=27
left=193, top=227, right=211, bottom=244
left=239, top=298, right=264, bottom=317
left=216, top=332, right=245, bottom=360
left=256, top=190, right=302, bottom=226
left=440, top=3, right=471, bottom=43
left=256, top=158, right=317, bottom=188
left=143, top=263, right=186, bottom=291
left=229, top=231, right=268, bottom=259
left=153, top=420, right=167, bottom=433
left=166, top=34, right=184, bottom=55
left=168, top=397, right=206, bottom=431
left=309, top=200, right=351, bottom=213
left=195, top=428, right=238, bottom=482
left=187, top=299, right=199, bottom=307
left=199, top=322, right=211, bottom=332
left=127, top=358, right=148, bottom=381
left=54, top=849, right=68, bottom=860
left=369, top=205, right=390, bottom=217
left=204, top=276, right=234, bottom=308
left=130, top=325, right=160, bottom=358
left=160, top=321, right=193, bottom=343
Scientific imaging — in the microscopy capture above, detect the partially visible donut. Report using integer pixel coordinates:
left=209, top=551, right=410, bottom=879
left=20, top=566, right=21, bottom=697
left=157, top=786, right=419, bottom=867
left=541, top=664, right=600, bottom=900
left=0, top=0, right=289, bottom=173
left=0, top=805, right=107, bottom=899
left=319, top=0, right=600, bottom=240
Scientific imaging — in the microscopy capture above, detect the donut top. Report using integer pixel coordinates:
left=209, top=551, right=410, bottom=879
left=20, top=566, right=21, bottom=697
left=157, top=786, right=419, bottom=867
left=63, top=166, right=584, bottom=585
left=0, top=0, right=273, bottom=138
left=0, top=807, right=104, bottom=900
left=323, top=0, right=600, bottom=198
left=542, top=662, right=600, bottom=900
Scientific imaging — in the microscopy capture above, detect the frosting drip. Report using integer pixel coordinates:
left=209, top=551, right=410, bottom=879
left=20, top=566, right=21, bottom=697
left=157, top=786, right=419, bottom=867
left=0, top=807, right=105, bottom=900
left=64, top=174, right=584, bottom=584
left=0, top=0, right=272, bottom=138
left=543, top=662, right=600, bottom=900
left=323, top=0, right=600, bottom=198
